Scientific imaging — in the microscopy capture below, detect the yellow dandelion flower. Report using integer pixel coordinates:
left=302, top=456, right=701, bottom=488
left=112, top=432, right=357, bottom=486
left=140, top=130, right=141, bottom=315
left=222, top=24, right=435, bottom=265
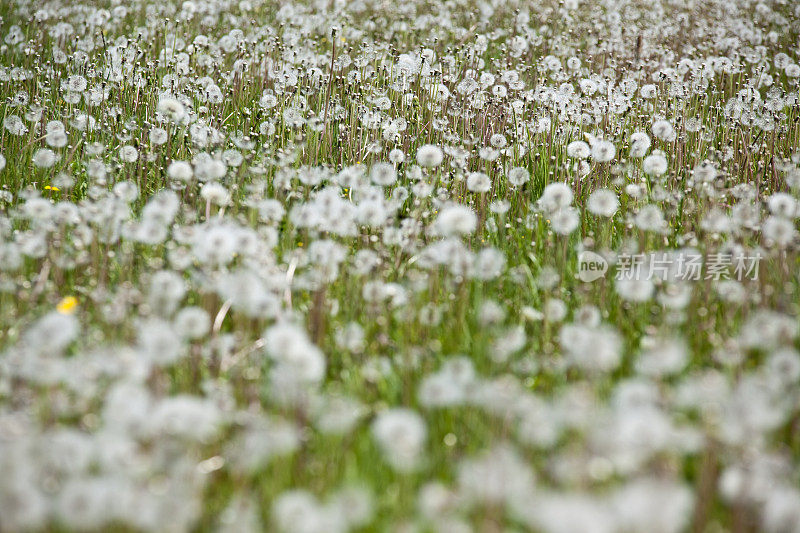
left=57, top=296, right=78, bottom=314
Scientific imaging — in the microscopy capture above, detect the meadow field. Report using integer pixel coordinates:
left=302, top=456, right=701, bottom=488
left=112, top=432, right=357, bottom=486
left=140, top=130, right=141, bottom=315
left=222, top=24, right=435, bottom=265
left=1, top=0, right=800, bottom=530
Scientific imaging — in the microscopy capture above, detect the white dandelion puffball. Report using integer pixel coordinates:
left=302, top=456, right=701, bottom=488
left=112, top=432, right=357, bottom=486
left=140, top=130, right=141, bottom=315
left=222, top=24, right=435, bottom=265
left=416, top=144, right=444, bottom=168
